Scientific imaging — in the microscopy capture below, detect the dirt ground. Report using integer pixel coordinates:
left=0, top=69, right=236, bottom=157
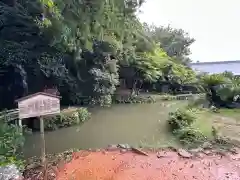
left=50, top=148, right=240, bottom=180
left=213, top=115, right=240, bottom=143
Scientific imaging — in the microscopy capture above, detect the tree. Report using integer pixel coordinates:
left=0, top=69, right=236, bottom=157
left=168, top=63, right=197, bottom=85
left=0, top=0, right=200, bottom=108
left=144, top=24, right=195, bottom=64
left=135, top=46, right=169, bottom=82
left=0, top=1, right=69, bottom=109
left=0, top=0, right=149, bottom=108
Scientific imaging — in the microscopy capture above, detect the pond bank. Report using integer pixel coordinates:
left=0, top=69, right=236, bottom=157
left=23, top=146, right=240, bottom=180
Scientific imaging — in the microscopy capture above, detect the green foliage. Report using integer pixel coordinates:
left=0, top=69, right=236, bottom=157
left=200, top=73, right=227, bottom=87
left=0, top=123, right=24, bottom=157
left=77, top=107, right=91, bottom=122
left=168, top=108, right=204, bottom=146
left=44, top=108, right=91, bottom=130
left=168, top=108, right=215, bottom=147
left=214, top=72, right=240, bottom=102
left=114, top=94, right=155, bottom=104
left=198, top=72, right=240, bottom=106
left=144, top=24, right=195, bottom=64
left=170, top=63, right=197, bottom=85
left=175, top=127, right=206, bottom=145
left=216, top=83, right=240, bottom=102
left=0, top=0, right=198, bottom=109
left=0, top=1, right=70, bottom=108
left=135, top=46, right=169, bottom=82
left=0, top=121, right=25, bottom=168
left=168, top=109, right=196, bottom=131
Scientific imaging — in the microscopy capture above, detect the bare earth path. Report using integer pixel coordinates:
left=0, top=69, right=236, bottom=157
left=213, top=115, right=240, bottom=143
left=55, top=148, right=240, bottom=180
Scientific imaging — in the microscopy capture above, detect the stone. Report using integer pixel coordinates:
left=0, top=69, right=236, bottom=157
left=230, top=153, right=240, bottom=160
left=189, top=147, right=203, bottom=153
left=196, top=153, right=205, bottom=158
left=0, top=164, right=22, bottom=180
left=117, top=144, right=131, bottom=149
left=202, top=142, right=212, bottom=149
left=177, top=149, right=193, bottom=158
left=120, top=149, right=127, bottom=153
left=203, top=150, right=212, bottom=155
left=157, top=152, right=168, bottom=158
left=229, top=148, right=239, bottom=154
left=107, top=145, right=118, bottom=151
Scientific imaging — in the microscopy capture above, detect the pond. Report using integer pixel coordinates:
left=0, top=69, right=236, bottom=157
left=23, top=101, right=186, bottom=158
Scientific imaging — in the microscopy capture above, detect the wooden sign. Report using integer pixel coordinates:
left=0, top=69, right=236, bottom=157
left=16, top=92, right=61, bottom=179
left=16, top=92, right=61, bottom=119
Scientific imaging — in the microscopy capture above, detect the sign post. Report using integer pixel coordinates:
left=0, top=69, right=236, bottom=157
left=40, top=116, right=47, bottom=179
left=39, top=117, right=46, bottom=163
left=16, top=92, right=61, bottom=179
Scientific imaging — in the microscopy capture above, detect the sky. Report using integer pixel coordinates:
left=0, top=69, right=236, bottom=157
left=138, top=0, right=240, bottom=62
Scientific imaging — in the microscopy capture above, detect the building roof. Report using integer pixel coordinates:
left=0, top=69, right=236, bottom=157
left=189, top=60, right=240, bottom=75
left=190, top=60, right=240, bottom=65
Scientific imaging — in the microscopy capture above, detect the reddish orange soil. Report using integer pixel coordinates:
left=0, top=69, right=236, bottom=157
left=56, top=149, right=240, bottom=180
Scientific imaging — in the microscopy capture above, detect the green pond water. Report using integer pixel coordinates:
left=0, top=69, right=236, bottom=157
left=23, top=101, right=186, bottom=158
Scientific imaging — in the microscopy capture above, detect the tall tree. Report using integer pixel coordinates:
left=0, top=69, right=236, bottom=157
left=144, top=24, right=195, bottom=64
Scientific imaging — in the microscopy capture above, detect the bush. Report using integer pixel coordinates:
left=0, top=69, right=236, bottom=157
left=77, top=107, right=91, bottom=123
left=168, top=109, right=196, bottom=131
left=0, top=123, right=24, bottom=157
left=174, top=127, right=206, bottom=146
left=44, top=107, right=91, bottom=130
left=0, top=122, right=25, bottom=169
left=167, top=108, right=209, bottom=146
left=114, top=94, right=155, bottom=104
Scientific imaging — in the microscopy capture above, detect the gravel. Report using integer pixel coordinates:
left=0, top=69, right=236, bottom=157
left=0, top=164, right=22, bottom=180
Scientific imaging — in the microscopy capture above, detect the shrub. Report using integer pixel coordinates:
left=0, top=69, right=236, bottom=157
left=168, top=109, right=196, bottom=131
left=114, top=94, right=155, bottom=104
left=0, top=122, right=25, bottom=169
left=174, top=127, right=206, bottom=146
left=77, top=107, right=91, bottom=123
left=167, top=108, right=210, bottom=147
left=44, top=108, right=91, bottom=130
left=0, top=123, right=24, bottom=158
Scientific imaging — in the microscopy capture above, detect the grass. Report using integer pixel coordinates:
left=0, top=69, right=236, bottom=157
left=139, top=135, right=181, bottom=150
left=192, top=110, right=213, bottom=139
left=169, top=107, right=240, bottom=149
left=140, top=97, right=240, bottom=149
left=190, top=107, right=240, bottom=146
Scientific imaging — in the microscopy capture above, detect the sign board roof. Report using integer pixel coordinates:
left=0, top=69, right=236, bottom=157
left=16, top=92, right=61, bottom=102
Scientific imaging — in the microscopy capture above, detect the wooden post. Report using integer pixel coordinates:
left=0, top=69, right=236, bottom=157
left=40, top=116, right=47, bottom=179
left=40, top=116, right=46, bottom=163
left=18, top=118, right=22, bottom=134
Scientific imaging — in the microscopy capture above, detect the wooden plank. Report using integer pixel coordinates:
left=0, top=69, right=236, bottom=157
left=18, top=94, right=60, bottom=119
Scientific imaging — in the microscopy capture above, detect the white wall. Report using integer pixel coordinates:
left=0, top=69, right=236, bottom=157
left=190, top=62, right=240, bottom=75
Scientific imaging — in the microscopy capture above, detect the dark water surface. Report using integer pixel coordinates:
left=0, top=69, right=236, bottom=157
left=23, top=101, right=185, bottom=158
